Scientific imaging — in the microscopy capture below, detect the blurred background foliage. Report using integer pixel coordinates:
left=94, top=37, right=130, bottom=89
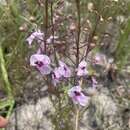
left=0, top=0, right=130, bottom=98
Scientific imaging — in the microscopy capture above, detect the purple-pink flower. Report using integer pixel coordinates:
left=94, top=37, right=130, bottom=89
left=52, top=68, right=62, bottom=86
left=30, top=54, right=51, bottom=75
left=68, top=85, right=89, bottom=106
left=77, top=60, right=88, bottom=76
left=26, top=30, right=44, bottom=45
left=58, top=61, right=71, bottom=78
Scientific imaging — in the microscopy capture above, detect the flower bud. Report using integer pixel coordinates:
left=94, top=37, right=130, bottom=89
left=29, top=16, right=36, bottom=22
left=19, top=23, right=28, bottom=32
left=88, top=2, right=94, bottom=12
left=70, top=23, right=76, bottom=31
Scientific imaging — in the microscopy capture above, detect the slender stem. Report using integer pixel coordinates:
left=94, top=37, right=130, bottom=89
left=75, top=107, right=79, bottom=130
left=6, top=100, right=15, bottom=119
left=75, top=0, right=81, bottom=67
left=74, top=77, right=83, bottom=130
left=44, top=0, right=49, bottom=53
left=50, top=1, right=59, bottom=66
left=74, top=0, right=81, bottom=84
left=45, top=0, right=48, bottom=29
left=51, top=2, right=54, bottom=44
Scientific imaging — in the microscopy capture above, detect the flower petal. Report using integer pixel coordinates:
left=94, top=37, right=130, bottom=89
left=58, top=61, right=71, bottom=78
left=79, top=60, right=87, bottom=67
left=30, top=54, right=50, bottom=66
left=59, top=61, right=66, bottom=67
left=26, top=34, right=35, bottom=45
left=77, top=69, right=88, bottom=76
left=26, top=30, right=44, bottom=45
left=77, top=93, right=89, bottom=106
left=37, top=65, right=52, bottom=75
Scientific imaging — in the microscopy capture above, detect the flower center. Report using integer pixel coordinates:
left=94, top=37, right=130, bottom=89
left=64, top=66, right=67, bottom=71
left=81, top=66, right=85, bottom=70
left=35, top=61, right=44, bottom=67
left=74, top=91, right=81, bottom=96
left=52, top=73, right=56, bottom=79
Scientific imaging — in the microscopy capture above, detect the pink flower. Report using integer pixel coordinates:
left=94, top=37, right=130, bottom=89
left=77, top=60, right=88, bottom=76
left=26, top=30, right=44, bottom=45
left=68, top=86, right=89, bottom=106
left=58, top=61, right=71, bottom=78
left=30, top=54, right=51, bottom=75
left=52, top=68, right=62, bottom=86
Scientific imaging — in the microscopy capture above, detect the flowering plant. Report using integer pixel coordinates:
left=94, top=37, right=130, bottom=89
left=24, top=0, right=121, bottom=130
left=26, top=26, right=113, bottom=129
left=1, top=0, right=130, bottom=129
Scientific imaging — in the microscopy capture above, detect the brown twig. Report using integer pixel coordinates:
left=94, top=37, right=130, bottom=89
left=50, top=1, right=60, bottom=66
left=44, top=0, right=49, bottom=53
left=75, top=0, right=81, bottom=67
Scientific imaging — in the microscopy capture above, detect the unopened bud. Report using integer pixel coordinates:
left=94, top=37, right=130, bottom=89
left=29, top=16, right=35, bottom=22
left=90, top=43, right=96, bottom=48
left=107, top=17, right=112, bottom=21
left=19, top=23, right=28, bottom=32
left=100, top=16, right=104, bottom=22
left=70, top=23, right=76, bottom=31
left=93, top=36, right=98, bottom=41
left=88, top=2, right=94, bottom=12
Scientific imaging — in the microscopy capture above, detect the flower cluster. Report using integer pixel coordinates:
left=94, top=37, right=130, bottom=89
left=51, top=61, right=71, bottom=86
left=26, top=30, right=106, bottom=106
